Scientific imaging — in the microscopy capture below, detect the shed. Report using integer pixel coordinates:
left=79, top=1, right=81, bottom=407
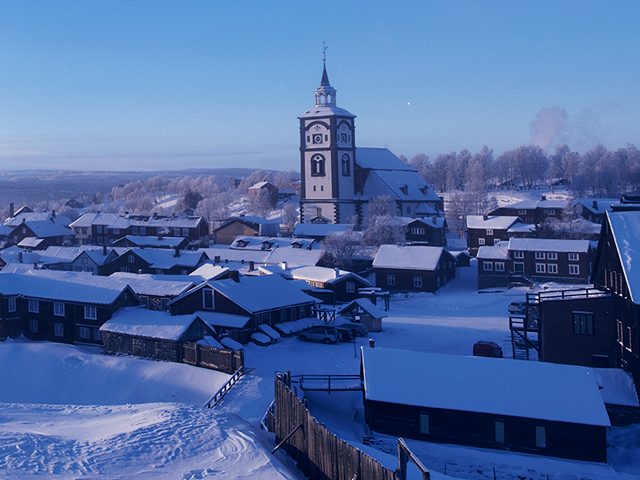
left=100, top=308, right=215, bottom=362
left=361, top=347, right=610, bottom=462
left=337, top=298, right=387, bottom=332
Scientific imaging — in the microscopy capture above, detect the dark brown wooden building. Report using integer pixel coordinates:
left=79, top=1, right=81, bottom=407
left=402, top=217, right=447, bottom=246
left=213, top=216, right=279, bottom=245
left=361, top=347, right=610, bottom=463
left=466, top=215, right=535, bottom=254
left=372, top=245, right=456, bottom=292
left=489, top=196, right=569, bottom=225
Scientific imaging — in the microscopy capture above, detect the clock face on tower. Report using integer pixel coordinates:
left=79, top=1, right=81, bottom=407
left=312, top=134, right=323, bottom=144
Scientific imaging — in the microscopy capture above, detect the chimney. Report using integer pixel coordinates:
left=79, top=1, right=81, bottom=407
left=280, top=261, right=288, bottom=271
left=249, top=261, right=255, bottom=271
left=592, top=200, right=598, bottom=209
left=33, top=262, right=38, bottom=270
left=9, top=202, right=14, bottom=217
left=52, top=209, right=56, bottom=218
left=368, top=339, right=375, bottom=348
left=334, top=267, right=340, bottom=278
left=174, top=246, right=180, bottom=257
left=214, top=255, right=221, bottom=263
left=153, top=212, right=158, bottom=218
left=482, top=214, right=488, bottom=220
left=102, top=244, right=107, bottom=256
left=18, top=251, right=23, bottom=263
left=541, top=195, right=547, bottom=201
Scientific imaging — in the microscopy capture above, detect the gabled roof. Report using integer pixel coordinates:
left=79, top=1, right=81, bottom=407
left=188, top=263, right=230, bottom=281
left=194, top=311, right=251, bottom=329
left=508, top=238, right=591, bottom=253
left=0, top=271, right=132, bottom=304
left=117, top=235, right=188, bottom=248
left=17, top=237, right=46, bottom=248
left=4, top=212, right=71, bottom=227
left=337, top=298, right=387, bottom=319
left=466, top=215, right=521, bottom=230
left=400, top=216, right=446, bottom=229
left=293, top=223, right=354, bottom=238
left=500, top=198, right=570, bottom=210
left=360, top=169, right=440, bottom=202
left=373, top=245, right=451, bottom=271
left=248, top=181, right=275, bottom=190
left=476, top=242, right=510, bottom=260
left=355, top=148, right=415, bottom=171
left=606, top=210, right=640, bottom=303
left=101, top=308, right=205, bottom=341
left=362, top=348, right=610, bottom=427
left=574, top=198, right=618, bottom=215
left=108, top=272, right=196, bottom=297
left=128, top=248, right=205, bottom=269
left=288, top=265, right=369, bottom=286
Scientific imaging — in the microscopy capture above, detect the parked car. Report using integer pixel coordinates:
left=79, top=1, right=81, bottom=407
left=298, top=326, right=340, bottom=344
left=473, top=341, right=503, bottom=358
left=508, top=301, right=527, bottom=315
left=335, top=321, right=368, bottom=337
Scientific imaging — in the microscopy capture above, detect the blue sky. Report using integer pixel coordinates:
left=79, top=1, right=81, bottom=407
left=0, top=1, right=638, bottom=171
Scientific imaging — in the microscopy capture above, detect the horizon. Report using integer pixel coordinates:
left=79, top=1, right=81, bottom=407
left=1, top=1, right=639, bottom=171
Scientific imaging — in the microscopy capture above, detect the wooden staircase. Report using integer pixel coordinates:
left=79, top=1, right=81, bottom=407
left=509, top=292, right=541, bottom=361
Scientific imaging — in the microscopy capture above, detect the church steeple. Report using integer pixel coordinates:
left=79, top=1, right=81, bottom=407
left=314, top=43, right=337, bottom=106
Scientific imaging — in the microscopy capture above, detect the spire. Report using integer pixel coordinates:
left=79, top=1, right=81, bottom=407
left=320, top=42, right=330, bottom=87
left=314, top=42, right=336, bottom=106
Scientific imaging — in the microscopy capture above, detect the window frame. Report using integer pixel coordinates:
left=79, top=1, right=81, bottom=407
left=28, top=299, right=39, bottom=314
left=494, top=262, right=505, bottom=272
left=568, top=252, right=579, bottom=261
left=535, top=263, right=546, bottom=274
left=412, top=275, right=423, bottom=288
left=54, top=323, right=64, bottom=337
left=84, top=305, right=97, bottom=320
left=547, top=263, right=558, bottom=274
left=483, top=261, right=494, bottom=272
left=572, top=311, right=594, bottom=336
left=202, top=288, right=215, bottom=310
left=569, top=264, right=580, bottom=275
left=386, top=274, right=396, bottom=287
left=7, top=297, right=16, bottom=313
left=513, top=250, right=524, bottom=259
left=53, top=302, right=65, bottom=317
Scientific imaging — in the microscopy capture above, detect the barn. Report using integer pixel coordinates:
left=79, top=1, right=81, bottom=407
left=361, top=347, right=610, bottom=462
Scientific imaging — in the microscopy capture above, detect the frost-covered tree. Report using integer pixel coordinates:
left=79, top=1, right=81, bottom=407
left=280, top=202, right=298, bottom=234
left=321, top=232, right=364, bottom=270
left=363, top=215, right=405, bottom=247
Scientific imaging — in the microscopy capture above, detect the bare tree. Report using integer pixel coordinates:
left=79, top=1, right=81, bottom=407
left=321, top=232, right=364, bottom=270
left=363, top=215, right=405, bottom=247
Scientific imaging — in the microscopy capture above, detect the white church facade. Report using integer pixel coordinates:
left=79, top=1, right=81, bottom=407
left=299, top=62, right=444, bottom=226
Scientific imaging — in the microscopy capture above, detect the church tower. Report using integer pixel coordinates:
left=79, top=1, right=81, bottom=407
left=299, top=55, right=356, bottom=224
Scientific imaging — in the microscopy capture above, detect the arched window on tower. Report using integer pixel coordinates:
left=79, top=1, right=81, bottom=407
left=311, top=154, right=325, bottom=177
left=341, top=154, right=351, bottom=176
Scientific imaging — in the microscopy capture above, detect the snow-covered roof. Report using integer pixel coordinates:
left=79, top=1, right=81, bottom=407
left=266, top=247, right=323, bottom=267
left=108, top=272, right=195, bottom=296
left=361, top=169, right=440, bottom=202
left=288, top=265, right=369, bottom=285
left=188, top=263, right=230, bottom=281
left=507, top=223, right=537, bottom=234
left=230, top=236, right=298, bottom=251
left=101, top=308, right=204, bottom=341
left=4, top=212, right=71, bottom=227
left=476, top=242, right=509, bottom=260
left=502, top=198, right=570, bottom=210
left=415, top=203, right=440, bottom=216
left=508, top=238, right=591, bottom=253
left=355, top=148, right=414, bottom=171
left=575, top=198, right=618, bottom=215
left=201, top=247, right=271, bottom=264
left=130, top=248, right=204, bottom=269
left=248, top=181, right=275, bottom=190
left=373, top=245, right=448, bottom=271
left=299, top=104, right=355, bottom=119
left=218, top=215, right=278, bottom=228
left=337, top=298, right=387, bottom=319
left=70, top=212, right=205, bottom=230
left=17, top=237, right=45, bottom=248
left=119, top=235, right=187, bottom=248
left=0, top=272, right=130, bottom=304
left=361, top=348, right=610, bottom=427
left=37, top=245, right=110, bottom=264
left=466, top=215, right=521, bottom=230
left=293, top=223, right=354, bottom=237
left=194, top=311, right=251, bottom=329
left=400, top=216, right=446, bottom=229
left=13, top=220, right=75, bottom=239
left=607, top=211, right=640, bottom=303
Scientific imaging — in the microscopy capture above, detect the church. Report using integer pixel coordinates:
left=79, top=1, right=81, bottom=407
left=299, top=61, right=444, bottom=226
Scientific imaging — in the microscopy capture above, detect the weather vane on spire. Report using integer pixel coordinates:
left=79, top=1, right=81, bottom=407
left=322, top=41, right=328, bottom=65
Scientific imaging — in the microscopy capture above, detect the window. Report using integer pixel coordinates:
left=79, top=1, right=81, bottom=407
left=413, top=276, right=423, bottom=288
left=310, top=154, right=325, bottom=176
left=419, top=414, right=430, bottom=434
left=478, top=238, right=485, bottom=246
left=547, top=252, right=558, bottom=260
left=568, top=252, right=579, bottom=261
left=54, top=302, right=65, bottom=317
left=112, top=228, right=120, bottom=235
left=486, top=228, right=493, bottom=236
left=79, top=326, right=91, bottom=340
left=28, top=299, right=39, bottom=313
left=495, top=421, right=505, bottom=444
left=495, top=262, right=505, bottom=272
left=547, top=263, right=558, bottom=274
left=140, top=226, right=146, bottom=235
left=29, top=318, right=38, bottom=333
left=518, top=209, right=527, bottom=215
left=312, top=133, right=323, bottom=144
left=131, top=226, right=138, bottom=234
left=386, top=274, right=396, bottom=287
left=94, top=329, right=102, bottom=341
left=7, top=297, right=16, bottom=313
left=182, top=228, right=189, bottom=236
left=84, top=305, right=97, bottom=320
left=120, top=266, right=130, bottom=273
left=202, top=289, right=214, bottom=310
left=573, top=312, right=594, bottom=335
left=345, top=282, right=355, bottom=293
left=535, top=263, right=546, bottom=274
left=174, top=228, right=180, bottom=236
left=546, top=209, right=556, bottom=216
left=128, top=254, right=136, bottom=264
left=513, top=250, right=524, bottom=259
left=535, top=251, right=545, bottom=260
left=535, top=426, right=546, bottom=448
left=617, top=320, right=624, bottom=346
left=341, top=154, right=350, bottom=176
left=569, top=264, right=580, bottom=275
left=54, top=323, right=64, bottom=337
left=96, top=225, right=103, bottom=233
left=483, top=262, right=493, bottom=271
left=411, top=227, right=425, bottom=235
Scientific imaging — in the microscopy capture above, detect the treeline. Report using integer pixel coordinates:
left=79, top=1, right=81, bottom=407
left=402, top=144, right=640, bottom=197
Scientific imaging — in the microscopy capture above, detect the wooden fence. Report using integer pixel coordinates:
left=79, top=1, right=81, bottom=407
left=272, top=374, right=398, bottom=480
left=181, top=342, right=244, bottom=374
